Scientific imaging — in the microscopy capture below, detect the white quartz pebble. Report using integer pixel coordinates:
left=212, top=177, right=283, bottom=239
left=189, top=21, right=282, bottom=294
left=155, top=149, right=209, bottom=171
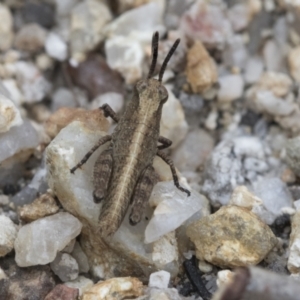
left=149, top=270, right=171, bottom=289
left=0, top=215, right=18, bottom=257
left=0, top=92, right=22, bottom=133
left=14, top=212, right=82, bottom=267
left=145, top=181, right=207, bottom=243
left=45, top=32, right=67, bottom=61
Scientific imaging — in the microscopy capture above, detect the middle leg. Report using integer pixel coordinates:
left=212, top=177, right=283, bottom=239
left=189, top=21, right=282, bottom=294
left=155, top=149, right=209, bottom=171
left=156, top=150, right=191, bottom=196
left=158, top=136, right=172, bottom=150
left=101, top=104, right=119, bottom=123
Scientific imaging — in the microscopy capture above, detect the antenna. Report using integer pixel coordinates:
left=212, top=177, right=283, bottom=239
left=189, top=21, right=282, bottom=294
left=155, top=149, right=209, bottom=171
left=147, top=31, right=159, bottom=79
left=158, top=38, right=180, bottom=82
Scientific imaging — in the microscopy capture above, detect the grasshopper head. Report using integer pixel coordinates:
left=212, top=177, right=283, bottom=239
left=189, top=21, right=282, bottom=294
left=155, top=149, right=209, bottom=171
left=136, top=78, right=168, bottom=105
left=134, top=32, right=180, bottom=109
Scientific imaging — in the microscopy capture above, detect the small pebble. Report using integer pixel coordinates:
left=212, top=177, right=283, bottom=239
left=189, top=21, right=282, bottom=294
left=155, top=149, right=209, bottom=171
left=198, top=261, right=213, bottom=273
left=160, top=86, right=188, bottom=149
left=21, top=1, right=55, bottom=29
left=14, top=23, right=47, bottom=53
left=15, top=61, right=51, bottom=103
left=0, top=195, right=9, bottom=206
left=281, top=168, right=296, bottom=184
left=0, top=119, right=39, bottom=163
left=216, top=270, right=233, bottom=288
left=50, top=252, right=79, bottom=282
left=51, top=88, right=76, bottom=111
left=180, top=0, right=233, bottom=48
left=152, top=232, right=179, bottom=272
left=0, top=215, right=18, bottom=257
left=149, top=270, right=171, bottom=289
left=229, top=185, right=263, bottom=210
left=70, top=0, right=112, bottom=61
left=252, top=177, right=294, bottom=224
left=0, top=92, right=23, bottom=133
left=35, top=53, right=54, bottom=71
left=228, top=3, right=250, bottom=32
left=90, top=92, right=124, bottom=115
left=45, top=32, right=67, bottom=61
left=105, top=36, right=144, bottom=84
left=217, top=74, right=244, bottom=103
left=67, top=54, right=124, bottom=98
left=288, top=210, right=300, bottom=273
left=82, top=277, right=143, bottom=300
left=45, top=284, right=79, bottom=300
left=244, top=56, right=264, bottom=84
left=18, top=192, right=59, bottom=223
left=104, top=2, right=164, bottom=40
left=65, top=276, right=94, bottom=297
left=172, top=128, right=214, bottom=172
left=0, top=267, right=7, bottom=280
left=263, top=39, right=284, bottom=72
left=185, top=40, right=218, bottom=94
left=288, top=46, right=300, bottom=83
left=45, top=107, right=109, bottom=139
left=71, top=242, right=90, bottom=273
left=0, top=4, right=13, bottom=51
left=63, top=239, right=76, bottom=253
left=286, top=136, right=300, bottom=177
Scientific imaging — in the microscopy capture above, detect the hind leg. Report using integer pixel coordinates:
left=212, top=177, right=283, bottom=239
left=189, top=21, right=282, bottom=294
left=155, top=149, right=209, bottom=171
left=93, top=148, right=113, bottom=203
left=129, top=165, right=158, bottom=225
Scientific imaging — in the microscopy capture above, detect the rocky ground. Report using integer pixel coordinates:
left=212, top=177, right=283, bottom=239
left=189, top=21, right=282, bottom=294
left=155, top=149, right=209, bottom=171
left=2, top=0, right=300, bottom=299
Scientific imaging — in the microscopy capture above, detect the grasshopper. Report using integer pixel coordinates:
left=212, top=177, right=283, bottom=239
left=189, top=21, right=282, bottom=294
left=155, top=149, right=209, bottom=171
left=70, top=32, right=190, bottom=237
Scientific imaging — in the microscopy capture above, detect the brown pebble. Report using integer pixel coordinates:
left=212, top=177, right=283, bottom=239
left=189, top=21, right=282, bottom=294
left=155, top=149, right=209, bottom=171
left=185, top=40, right=218, bottom=94
left=67, top=54, right=124, bottom=99
left=18, top=192, right=59, bottom=223
left=187, top=205, right=277, bottom=268
left=45, top=107, right=109, bottom=139
left=14, top=23, right=47, bottom=52
left=82, top=277, right=143, bottom=300
left=45, top=284, right=79, bottom=300
left=281, top=168, right=296, bottom=184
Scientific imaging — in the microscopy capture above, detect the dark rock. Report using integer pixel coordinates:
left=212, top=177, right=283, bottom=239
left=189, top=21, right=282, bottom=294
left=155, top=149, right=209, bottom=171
left=67, top=54, right=124, bottom=99
left=0, top=256, right=55, bottom=300
left=45, top=284, right=79, bottom=300
left=2, top=184, right=19, bottom=196
left=183, top=257, right=212, bottom=300
left=240, top=110, right=261, bottom=128
left=271, top=214, right=291, bottom=238
left=21, top=1, right=55, bottom=29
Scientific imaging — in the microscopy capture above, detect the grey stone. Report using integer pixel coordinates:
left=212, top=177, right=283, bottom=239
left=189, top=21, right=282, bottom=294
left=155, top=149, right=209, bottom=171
left=50, top=252, right=79, bottom=282
left=286, top=136, right=300, bottom=176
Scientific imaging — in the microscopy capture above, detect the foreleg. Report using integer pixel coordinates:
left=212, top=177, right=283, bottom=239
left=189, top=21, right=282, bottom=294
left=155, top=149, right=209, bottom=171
left=156, top=150, right=190, bottom=196
left=70, top=135, right=112, bottom=173
left=101, top=104, right=119, bottom=123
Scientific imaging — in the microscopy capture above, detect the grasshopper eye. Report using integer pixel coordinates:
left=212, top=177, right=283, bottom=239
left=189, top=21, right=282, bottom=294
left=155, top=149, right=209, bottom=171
left=136, top=80, right=148, bottom=92
left=159, top=86, right=168, bottom=103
